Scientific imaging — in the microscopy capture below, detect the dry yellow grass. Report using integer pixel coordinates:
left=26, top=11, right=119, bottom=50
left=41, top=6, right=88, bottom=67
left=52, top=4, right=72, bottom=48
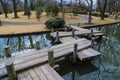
left=0, top=11, right=84, bottom=22
left=78, top=16, right=120, bottom=27
left=0, top=24, right=49, bottom=36
left=0, top=11, right=120, bottom=36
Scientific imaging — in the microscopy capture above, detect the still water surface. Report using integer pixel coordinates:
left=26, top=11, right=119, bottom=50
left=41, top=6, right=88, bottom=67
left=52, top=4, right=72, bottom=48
left=0, top=24, right=120, bottom=80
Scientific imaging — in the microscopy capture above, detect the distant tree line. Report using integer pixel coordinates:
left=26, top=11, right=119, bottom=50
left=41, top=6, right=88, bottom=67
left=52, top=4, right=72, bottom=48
left=0, top=0, right=120, bottom=20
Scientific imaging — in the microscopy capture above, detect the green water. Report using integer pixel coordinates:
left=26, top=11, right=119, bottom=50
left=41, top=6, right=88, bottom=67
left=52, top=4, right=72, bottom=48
left=0, top=34, right=52, bottom=58
left=0, top=24, right=120, bottom=80
left=56, top=23, right=120, bottom=80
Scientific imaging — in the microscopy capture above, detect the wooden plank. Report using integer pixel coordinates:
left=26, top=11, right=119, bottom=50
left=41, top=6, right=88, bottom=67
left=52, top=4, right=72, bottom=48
left=56, top=39, right=91, bottom=53
left=18, top=71, right=32, bottom=80
left=87, top=48, right=101, bottom=56
left=18, top=64, right=63, bottom=80
left=50, top=38, right=88, bottom=50
left=50, top=31, right=90, bottom=38
left=67, top=24, right=101, bottom=33
left=28, top=69, right=40, bottom=80
left=77, top=48, right=101, bottom=61
left=60, top=37, right=76, bottom=43
left=44, top=64, right=63, bottom=80
left=93, top=33, right=104, bottom=36
left=40, top=65, right=56, bottom=80
left=33, top=66, right=48, bottom=80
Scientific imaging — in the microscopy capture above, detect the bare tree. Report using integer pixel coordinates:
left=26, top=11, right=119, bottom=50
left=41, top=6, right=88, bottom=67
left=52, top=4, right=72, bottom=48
left=0, top=0, right=9, bottom=18
left=60, top=0, right=63, bottom=11
left=24, top=0, right=28, bottom=15
left=98, top=0, right=107, bottom=20
left=86, top=0, right=93, bottom=24
left=11, top=0, right=19, bottom=18
left=107, top=0, right=120, bottom=20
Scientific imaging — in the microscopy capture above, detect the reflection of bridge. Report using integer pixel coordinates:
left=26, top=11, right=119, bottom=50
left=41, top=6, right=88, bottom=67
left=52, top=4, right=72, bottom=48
left=0, top=25, right=103, bottom=80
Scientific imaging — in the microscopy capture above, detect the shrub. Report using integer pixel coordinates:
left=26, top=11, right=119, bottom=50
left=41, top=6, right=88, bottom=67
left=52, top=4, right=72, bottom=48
left=62, top=8, right=66, bottom=18
left=78, top=11, right=87, bottom=14
left=51, top=4, right=60, bottom=17
left=45, top=17, right=65, bottom=29
left=72, top=6, right=79, bottom=16
left=0, top=12, right=2, bottom=14
left=36, top=7, right=43, bottom=21
left=91, top=12, right=109, bottom=18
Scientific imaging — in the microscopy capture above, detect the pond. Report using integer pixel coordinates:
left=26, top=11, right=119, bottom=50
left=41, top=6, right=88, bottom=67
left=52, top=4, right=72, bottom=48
left=0, top=34, right=52, bottom=58
left=56, top=23, right=120, bottom=80
left=0, top=23, right=120, bottom=80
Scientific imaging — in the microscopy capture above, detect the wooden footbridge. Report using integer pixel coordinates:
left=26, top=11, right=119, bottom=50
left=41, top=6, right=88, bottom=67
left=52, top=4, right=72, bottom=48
left=51, top=24, right=104, bottom=38
left=0, top=25, right=103, bottom=80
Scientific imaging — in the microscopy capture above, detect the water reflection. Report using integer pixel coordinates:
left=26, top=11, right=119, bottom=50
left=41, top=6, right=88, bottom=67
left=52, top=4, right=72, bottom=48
left=91, top=24, right=120, bottom=80
left=56, top=60, right=98, bottom=80
left=56, top=24, right=120, bottom=80
left=0, top=34, right=52, bottom=58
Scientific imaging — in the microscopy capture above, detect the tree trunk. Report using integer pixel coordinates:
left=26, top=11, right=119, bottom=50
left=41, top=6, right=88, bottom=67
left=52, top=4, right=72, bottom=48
left=0, top=0, right=8, bottom=18
left=88, top=0, right=93, bottom=24
left=60, top=0, right=63, bottom=11
left=98, top=0, right=107, bottom=20
left=24, top=0, right=28, bottom=15
left=79, top=0, right=81, bottom=6
left=12, top=0, right=19, bottom=18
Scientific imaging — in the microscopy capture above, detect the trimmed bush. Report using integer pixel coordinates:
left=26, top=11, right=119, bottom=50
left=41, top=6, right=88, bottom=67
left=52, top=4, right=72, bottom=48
left=45, top=17, right=65, bottom=29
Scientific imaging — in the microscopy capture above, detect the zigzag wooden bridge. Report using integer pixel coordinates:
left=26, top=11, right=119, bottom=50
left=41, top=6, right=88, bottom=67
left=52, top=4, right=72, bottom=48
left=0, top=25, right=103, bottom=80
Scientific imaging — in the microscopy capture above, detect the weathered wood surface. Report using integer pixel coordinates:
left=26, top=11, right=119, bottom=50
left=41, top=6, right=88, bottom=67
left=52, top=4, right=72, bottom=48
left=60, top=37, right=77, bottom=43
left=77, top=48, right=101, bottom=61
left=66, top=24, right=101, bottom=33
left=68, top=24, right=104, bottom=36
left=60, top=37, right=101, bottom=61
left=50, top=31, right=89, bottom=38
left=50, top=24, right=103, bottom=38
left=18, top=64, right=63, bottom=80
left=50, top=30, right=103, bottom=39
left=92, top=32, right=104, bottom=36
left=0, top=38, right=91, bottom=77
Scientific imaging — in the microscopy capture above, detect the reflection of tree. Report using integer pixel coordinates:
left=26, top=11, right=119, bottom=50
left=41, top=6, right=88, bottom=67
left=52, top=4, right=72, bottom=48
left=29, top=36, right=34, bottom=48
left=93, top=23, right=120, bottom=73
left=18, top=37, right=21, bottom=51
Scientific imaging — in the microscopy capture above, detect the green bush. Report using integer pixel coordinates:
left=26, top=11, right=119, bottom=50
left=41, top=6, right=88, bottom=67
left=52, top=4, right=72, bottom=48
left=78, top=11, right=87, bottom=14
left=91, top=12, right=109, bottom=18
left=0, top=12, right=2, bottom=14
left=45, top=17, right=65, bottom=29
left=51, top=4, right=60, bottom=16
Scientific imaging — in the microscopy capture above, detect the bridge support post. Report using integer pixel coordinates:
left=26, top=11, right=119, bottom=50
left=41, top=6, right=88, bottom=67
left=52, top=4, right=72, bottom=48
left=90, top=29, right=93, bottom=39
left=72, top=29, right=75, bottom=37
left=65, top=27, right=68, bottom=32
left=5, top=61, right=17, bottom=80
left=51, top=28, right=54, bottom=33
left=36, top=41, right=40, bottom=50
left=78, top=23, right=80, bottom=27
left=48, top=50, right=54, bottom=67
left=73, top=44, right=77, bottom=63
left=4, top=46, right=11, bottom=57
left=55, top=31, right=60, bottom=43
